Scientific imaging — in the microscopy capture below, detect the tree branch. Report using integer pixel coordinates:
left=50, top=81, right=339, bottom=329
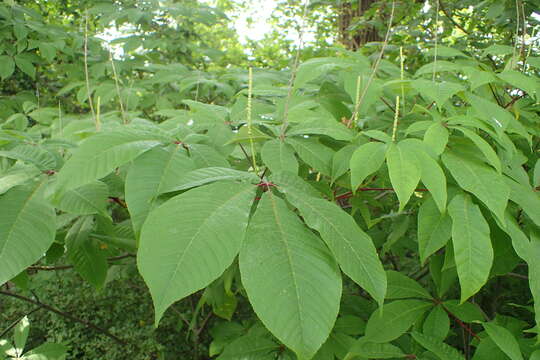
left=0, top=290, right=128, bottom=346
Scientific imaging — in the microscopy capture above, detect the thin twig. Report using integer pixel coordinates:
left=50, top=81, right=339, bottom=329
left=28, top=254, right=135, bottom=271
left=0, top=290, right=128, bottom=345
left=438, top=0, right=468, bottom=35
left=442, top=305, right=480, bottom=340
left=0, top=307, right=41, bottom=339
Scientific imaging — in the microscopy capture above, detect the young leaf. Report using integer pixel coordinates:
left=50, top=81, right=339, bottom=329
left=65, top=216, right=108, bottom=289
left=386, top=142, right=421, bottom=211
left=364, top=300, right=432, bottom=343
left=274, top=174, right=386, bottom=306
left=411, top=332, right=465, bottom=360
left=0, top=184, right=56, bottom=285
left=138, top=182, right=256, bottom=325
left=56, top=128, right=165, bottom=193
left=261, top=139, right=298, bottom=174
left=418, top=197, right=452, bottom=264
left=483, top=322, right=524, bottom=360
left=442, top=150, right=509, bottom=225
left=331, top=145, right=356, bottom=182
left=240, top=193, right=342, bottom=359
left=448, top=193, right=493, bottom=303
left=350, top=142, right=387, bottom=191
left=125, top=146, right=195, bottom=236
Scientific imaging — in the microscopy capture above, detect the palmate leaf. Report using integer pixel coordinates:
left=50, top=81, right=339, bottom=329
left=270, top=172, right=386, bottom=306
left=56, top=127, right=166, bottom=193
left=138, top=182, right=255, bottom=324
left=240, top=193, right=342, bottom=360
left=0, top=183, right=56, bottom=285
left=125, top=146, right=195, bottom=236
left=448, top=193, right=493, bottom=302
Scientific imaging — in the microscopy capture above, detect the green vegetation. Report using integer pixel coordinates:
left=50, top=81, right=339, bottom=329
left=1, top=0, right=539, bottom=359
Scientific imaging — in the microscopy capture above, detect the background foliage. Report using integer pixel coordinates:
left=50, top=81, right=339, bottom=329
left=1, top=0, right=539, bottom=359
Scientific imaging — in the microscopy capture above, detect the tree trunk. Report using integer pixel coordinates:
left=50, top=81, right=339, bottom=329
left=337, top=0, right=380, bottom=50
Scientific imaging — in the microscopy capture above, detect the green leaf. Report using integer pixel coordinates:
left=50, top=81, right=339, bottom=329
left=287, top=137, right=334, bottom=175
left=448, top=193, right=493, bottom=303
left=125, top=146, right=195, bottom=236
left=138, top=182, right=255, bottom=324
left=504, top=178, right=540, bottom=227
left=163, top=167, right=258, bottom=193
left=400, top=139, right=447, bottom=213
left=217, top=334, right=278, bottom=360
left=22, top=343, right=67, bottom=360
left=453, top=126, right=501, bottom=173
left=442, top=150, right=509, bottom=225
left=261, top=139, right=298, bottom=174
left=411, top=332, right=465, bottom=360
left=346, top=338, right=406, bottom=359
left=423, top=305, right=450, bottom=341
left=14, top=316, right=29, bottom=355
left=412, top=80, right=464, bottom=109
left=14, top=55, right=35, bottom=79
left=287, top=120, right=354, bottom=141
left=0, top=165, right=40, bottom=195
left=386, top=270, right=431, bottom=300
left=0, top=144, right=57, bottom=171
left=189, top=144, right=230, bottom=168
left=0, top=56, right=15, bottom=79
left=0, top=184, right=56, bottom=285
left=331, top=145, right=355, bottom=182
left=240, top=193, right=341, bottom=359
left=66, top=216, right=108, bottom=289
left=386, top=142, right=421, bottom=211
left=424, top=122, right=448, bottom=156
left=350, top=142, right=387, bottom=191
left=483, top=323, right=523, bottom=360
left=56, top=181, right=109, bottom=218
left=56, top=128, right=164, bottom=193
left=274, top=174, right=386, bottom=305
left=418, top=197, right=452, bottom=264
left=497, top=70, right=538, bottom=100
left=364, top=300, right=432, bottom=343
